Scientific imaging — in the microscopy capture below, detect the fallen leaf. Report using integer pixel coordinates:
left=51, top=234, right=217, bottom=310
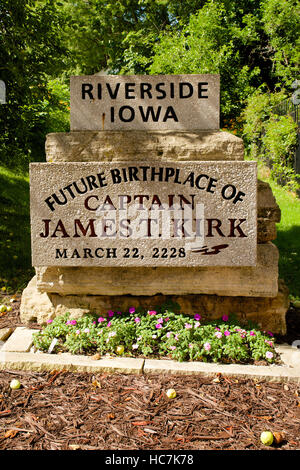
left=107, top=413, right=115, bottom=420
left=132, top=421, right=150, bottom=426
left=91, top=379, right=101, bottom=388
left=5, top=429, right=19, bottom=439
left=69, top=444, right=81, bottom=450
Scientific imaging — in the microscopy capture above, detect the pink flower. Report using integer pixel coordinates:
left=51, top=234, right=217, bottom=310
left=70, top=320, right=77, bottom=325
left=185, top=323, right=192, bottom=329
left=174, top=334, right=179, bottom=341
left=84, top=328, right=90, bottom=334
left=107, top=321, right=112, bottom=328
left=189, top=343, right=193, bottom=349
left=194, top=314, right=201, bottom=321
left=148, top=310, right=157, bottom=316
left=170, top=346, right=176, bottom=350
left=132, top=344, right=139, bottom=350
left=157, top=317, right=164, bottom=324
left=164, top=317, right=169, bottom=322
left=250, top=331, right=256, bottom=336
left=92, top=321, right=96, bottom=325
left=129, top=307, right=135, bottom=314
left=98, top=317, right=105, bottom=323
left=75, top=330, right=80, bottom=335
left=204, top=342, right=211, bottom=351
left=155, top=323, right=162, bottom=329
left=215, top=331, right=222, bottom=339
left=222, top=315, right=229, bottom=322
left=46, top=319, right=53, bottom=324
left=108, top=310, right=114, bottom=317
left=266, top=351, right=274, bottom=359
left=117, top=311, right=122, bottom=315
left=224, top=330, right=230, bottom=336
left=166, top=332, right=172, bottom=338
left=265, top=340, right=274, bottom=347
left=267, top=331, right=274, bottom=337
left=194, top=321, right=200, bottom=328
left=134, top=317, right=140, bottom=323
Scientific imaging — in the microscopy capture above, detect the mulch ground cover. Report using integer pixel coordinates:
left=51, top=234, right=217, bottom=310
left=0, top=294, right=300, bottom=451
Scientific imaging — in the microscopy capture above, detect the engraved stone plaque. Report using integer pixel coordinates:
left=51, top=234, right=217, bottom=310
left=70, top=74, right=220, bottom=131
left=30, top=161, right=257, bottom=267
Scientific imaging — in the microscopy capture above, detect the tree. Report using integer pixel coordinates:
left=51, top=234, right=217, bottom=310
left=0, top=0, right=69, bottom=168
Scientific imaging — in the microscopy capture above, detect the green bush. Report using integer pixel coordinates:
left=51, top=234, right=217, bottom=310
left=243, top=90, right=299, bottom=192
left=32, top=306, right=278, bottom=365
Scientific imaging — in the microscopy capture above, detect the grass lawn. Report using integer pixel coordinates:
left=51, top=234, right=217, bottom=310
left=0, top=163, right=299, bottom=301
left=0, top=166, right=34, bottom=293
left=257, top=165, right=300, bottom=301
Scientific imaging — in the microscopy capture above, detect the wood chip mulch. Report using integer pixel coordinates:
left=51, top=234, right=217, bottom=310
left=0, top=293, right=300, bottom=451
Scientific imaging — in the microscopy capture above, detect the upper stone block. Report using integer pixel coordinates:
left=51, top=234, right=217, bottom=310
left=70, top=74, right=220, bottom=131
left=46, top=130, right=244, bottom=163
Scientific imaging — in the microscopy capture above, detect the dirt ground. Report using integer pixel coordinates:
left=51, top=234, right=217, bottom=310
left=0, top=294, right=300, bottom=451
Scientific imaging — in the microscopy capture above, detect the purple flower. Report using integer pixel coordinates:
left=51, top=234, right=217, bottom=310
left=267, top=331, right=274, bottom=337
left=224, top=330, right=230, bottom=337
left=134, top=317, right=140, bottom=323
left=222, top=315, right=229, bottom=322
left=129, top=307, right=135, bottom=314
left=194, top=314, right=201, bottom=321
left=116, top=311, right=122, bottom=315
left=108, top=310, right=114, bottom=317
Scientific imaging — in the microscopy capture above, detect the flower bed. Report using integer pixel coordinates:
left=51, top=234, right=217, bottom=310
left=32, top=302, right=278, bottom=365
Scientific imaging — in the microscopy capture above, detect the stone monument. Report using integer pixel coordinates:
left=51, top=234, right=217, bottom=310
left=20, top=74, right=289, bottom=334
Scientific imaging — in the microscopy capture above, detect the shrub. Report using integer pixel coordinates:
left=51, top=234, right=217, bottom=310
left=32, top=305, right=278, bottom=365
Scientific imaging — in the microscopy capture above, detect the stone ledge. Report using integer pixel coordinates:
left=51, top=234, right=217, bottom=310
left=35, top=243, right=279, bottom=298
left=0, top=336, right=299, bottom=383
left=45, top=130, right=244, bottom=162
left=0, top=352, right=145, bottom=374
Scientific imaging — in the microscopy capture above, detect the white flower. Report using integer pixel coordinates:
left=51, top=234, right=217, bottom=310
left=152, top=334, right=157, bottom=339
left=132, top=344, right=139, bottom=349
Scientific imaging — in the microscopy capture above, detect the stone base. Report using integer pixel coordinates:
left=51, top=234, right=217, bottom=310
left=20, top=276, right=289, bottom=335
left=35, top=243, right=279, bottom=298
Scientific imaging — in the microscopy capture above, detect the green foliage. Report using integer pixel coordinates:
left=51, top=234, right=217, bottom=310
left=263, top=115, right=298, bottom=190
left=32, top=307, right=278, bottom=365
left=243, top=90, right=299, bottom=191
left=0, top=0, right=70, bottom=169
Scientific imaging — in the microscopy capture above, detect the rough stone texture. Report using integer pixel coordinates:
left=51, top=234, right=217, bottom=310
left=20, top=275, right=289, bottom=335
left=35, top=243, right=278, bottom=298
left=45, top=130, right=244, bottom=163
left=70, top=74, right=220, bottom=131
left=0, top=327, right=14, bottom=342
left=0, top=327, right=37, bottom=352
